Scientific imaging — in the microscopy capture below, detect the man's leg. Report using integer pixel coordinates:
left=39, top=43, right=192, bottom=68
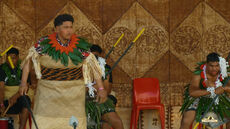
left=19, top=107, right=29, bottom=129
left=17, top=96, right=31, bottom=129
left=102, top=112, right=124, bottom=129
left=180, top=110, right=196, bottom=129
left=4, top=99, right=30, bottom=129
left=226, top=118, right=230, bottom=129
left=102, top=122, right=112, bottom=129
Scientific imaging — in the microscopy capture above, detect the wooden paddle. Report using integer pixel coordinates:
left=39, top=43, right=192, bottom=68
left=1, top=104, right=10, bottom=117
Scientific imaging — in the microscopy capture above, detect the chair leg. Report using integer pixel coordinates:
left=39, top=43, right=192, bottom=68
left=130, top=107, right=135, bottom=129
left=159, top=107, right=165, bottom=129
left=134, top=108, right=140, bottom=129
left=29, top=113, right=32, bottom=129
left=130, top=109, right=133, bottom=129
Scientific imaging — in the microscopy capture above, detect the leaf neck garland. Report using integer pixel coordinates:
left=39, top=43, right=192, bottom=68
left=1, top=61, right=22, bottom=86
left=39, top=33, right=92, bottom=66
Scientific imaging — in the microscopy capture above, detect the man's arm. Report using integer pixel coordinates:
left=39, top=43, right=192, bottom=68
left=104, top=65, right=112, bottom=94
left=0, top=67, right=6, bottom=105
left=189, top=75, right=210, bottom=97
left=95, top=78, right=107, bottom=103
left=0, top=66, right=6, bottom=111
left=0, top=81, right=5, bottom=113
left=29, top=68, right=38, bottom=90
left=19, top=59, right=31, bottom=95
left=103, top=75, right=112, bottom=94
left=0, top=81, right=4, bottom=105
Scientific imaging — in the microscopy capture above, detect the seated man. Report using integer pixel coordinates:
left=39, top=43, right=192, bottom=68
left=180, top=52, right=230, bottom=129
left=88, top=44, right=124, bottom=129
left=0, top=48, right=31, bottom=129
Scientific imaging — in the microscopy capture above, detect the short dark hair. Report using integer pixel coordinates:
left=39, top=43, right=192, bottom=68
left=90, top=44, right=102, bottom=54
left=7, top=47, right=19, bottom=56
left=207, top=52, right=220, bottom=63
left=54, top=14, right=74, bottom=27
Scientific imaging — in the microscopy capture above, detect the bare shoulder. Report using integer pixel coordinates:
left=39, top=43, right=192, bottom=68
left=190, top=75, right=201, bottom=88
left=192, top=75, right=201, bottom=81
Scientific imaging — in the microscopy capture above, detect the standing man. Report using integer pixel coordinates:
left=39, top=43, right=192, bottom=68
left=19, top=14, right=107, bottom=129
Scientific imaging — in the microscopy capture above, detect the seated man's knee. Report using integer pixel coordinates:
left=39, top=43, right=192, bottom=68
left=116, top=118, right=123, bottom=125
left=110, top=113, right=123, bottom=125
left=181, top=115, right=194, bottom=126
left=18, top=95, right=31, bottom=106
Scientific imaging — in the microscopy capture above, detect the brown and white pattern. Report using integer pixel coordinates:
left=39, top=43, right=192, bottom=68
left=1, top=0, right=230, bottom=128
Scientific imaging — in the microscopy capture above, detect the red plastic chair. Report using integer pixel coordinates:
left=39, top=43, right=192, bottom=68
left=130, top=78, right=165, bottom=129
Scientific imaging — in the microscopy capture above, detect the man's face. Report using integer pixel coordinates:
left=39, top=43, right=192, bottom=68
left=56, top=21, right=73, bottom=40
left=7, top=54, right=19, bottom=67
left=206, top=61, right=220, bottom=76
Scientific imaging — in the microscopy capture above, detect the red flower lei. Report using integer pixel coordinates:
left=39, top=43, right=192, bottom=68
left=200, top=64, right=223, bottom=88
left=48, top=33, right=80, bottom=55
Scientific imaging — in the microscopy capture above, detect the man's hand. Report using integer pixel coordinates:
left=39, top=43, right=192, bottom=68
left=19, top=59, right=30, bottom=96
left=215, top=87, right=225, bottom=95
left=97, top=89, right=107, bottom=104
left=30, top=84, right=37, bottom=90
left=94, top=78, right=108, bottom=103
left=19, top=83, right=28, bottom=96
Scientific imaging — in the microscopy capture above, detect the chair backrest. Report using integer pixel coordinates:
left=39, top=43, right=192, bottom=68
left=133, top=78, right=160, bottom=105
